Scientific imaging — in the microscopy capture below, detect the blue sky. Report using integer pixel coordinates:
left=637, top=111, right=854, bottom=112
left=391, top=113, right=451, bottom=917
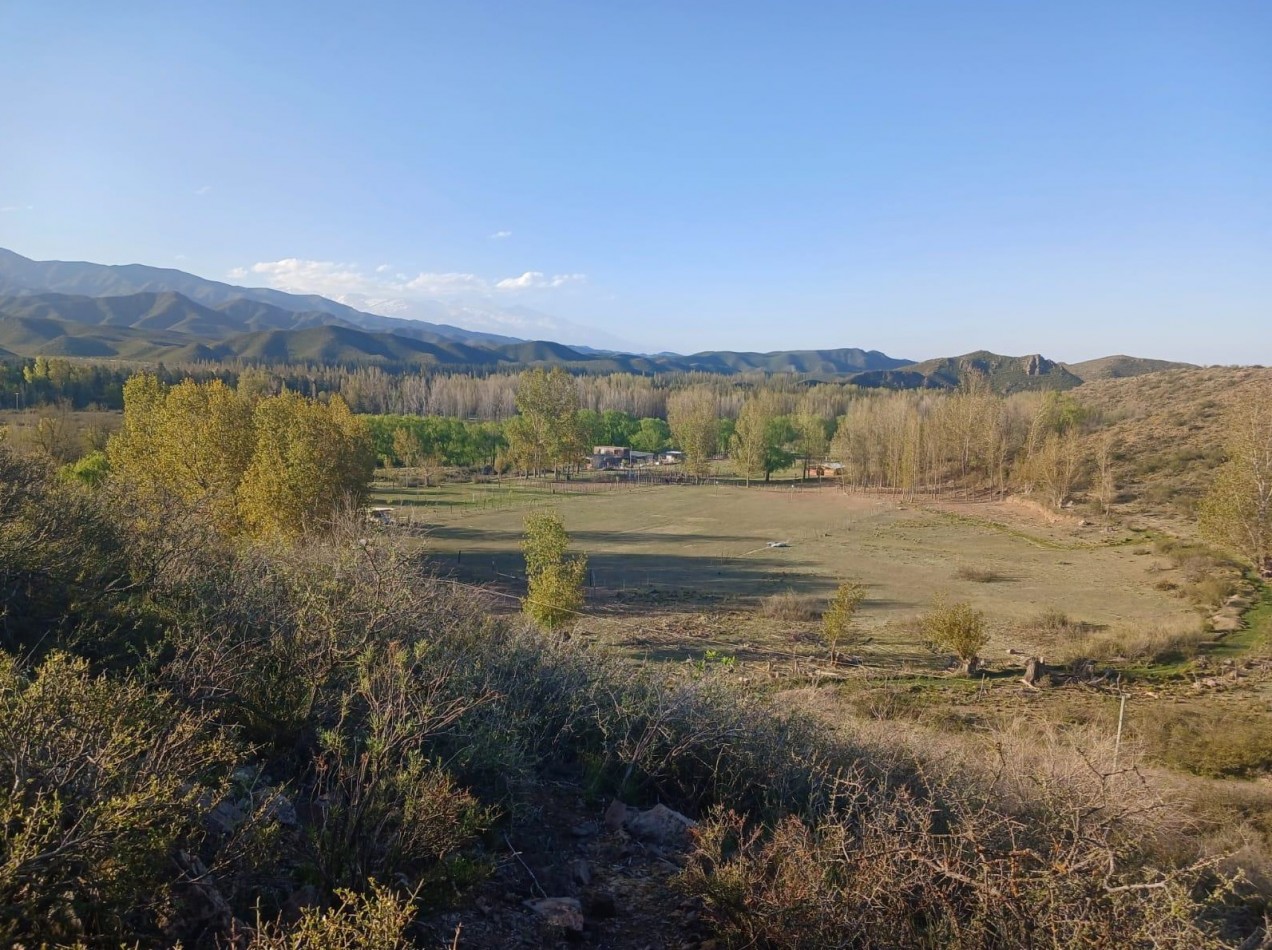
left=1, top=1, right=1268, bottom=362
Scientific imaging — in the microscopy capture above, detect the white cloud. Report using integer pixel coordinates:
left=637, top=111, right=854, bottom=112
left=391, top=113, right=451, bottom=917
left=194, top=185, right=212, bottom=196
left=495, top=271, right=586, bottom=291
left=403, top=272, right=489, bottom=295
left=489, top=230, right=512, bottom=240
left=0, top=204, right=32, bottom=213
left=232, top=259, right=371, bottom=295
left=230, top=258, right=587, bottom=300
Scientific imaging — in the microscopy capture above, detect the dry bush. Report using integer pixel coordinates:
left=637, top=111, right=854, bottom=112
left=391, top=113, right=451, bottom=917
left=681, top=723, right=1233, bottom=948
left=304, top=642, right=495, bottom=891
left=1137, top=707, right=1272, bottom=779
left=760, top=588, right=822, bottom=621
left=954, top=565, right=1008, bottom=583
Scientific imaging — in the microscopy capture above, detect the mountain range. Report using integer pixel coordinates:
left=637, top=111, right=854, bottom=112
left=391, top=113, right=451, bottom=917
left=0, top=249, right=1196, bottom=388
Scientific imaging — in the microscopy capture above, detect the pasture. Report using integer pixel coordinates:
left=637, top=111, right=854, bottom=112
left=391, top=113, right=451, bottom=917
left=372, top=475, right=1203, bottom=672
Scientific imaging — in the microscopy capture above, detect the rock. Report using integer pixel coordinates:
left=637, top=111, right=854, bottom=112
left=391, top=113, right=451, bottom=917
left=261, top=790, right=299, bottom=828
left=205, top=798, right=247, bottom=835
left=584, top=891, right=617, bottom=919
left=623, top=803, right=696, bottom=845
left=570, top=859, right=592, bottom=887
left=1211, top=614, right=1244, bottom=633
left=603, top=798, right=628, bottom=832
left=570, top=820, right=599, bottom=838
left=174, top=851, right=234, bottom=936
left=523, top=897, right=584, bottom=933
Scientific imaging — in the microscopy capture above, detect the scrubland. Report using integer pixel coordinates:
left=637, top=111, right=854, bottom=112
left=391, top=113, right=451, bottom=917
left=3, top=364, right=1271, bottom=947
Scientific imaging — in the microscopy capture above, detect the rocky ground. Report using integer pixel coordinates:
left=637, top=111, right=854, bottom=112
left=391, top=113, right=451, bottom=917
left=421, top=775, right=713, bottom=949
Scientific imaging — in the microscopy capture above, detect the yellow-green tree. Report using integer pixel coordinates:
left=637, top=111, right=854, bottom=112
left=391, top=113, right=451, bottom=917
left=521, top=510, right=587, bottom=630
left=238, top=392, right=375, bottom=540
left=1199, top=381, right=1272, bottom=576
left=108, top=375, right=374, bottom=540
left=822, top=581, right=866, bottom=665
left=108, top=375, right=254, bottom=532
left=667, top=387, right=719, bottom=478
left=505, top=368, right=584, bottom=476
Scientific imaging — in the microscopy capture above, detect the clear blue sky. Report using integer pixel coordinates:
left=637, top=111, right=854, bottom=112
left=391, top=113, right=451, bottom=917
left=1, top=1, right=1268, bottom=362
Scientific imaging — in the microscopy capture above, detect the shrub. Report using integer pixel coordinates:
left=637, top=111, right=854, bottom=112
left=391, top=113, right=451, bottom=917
left=681, top=730, right=1232, bottom=949
left=304, top=642, right=494, bottom=891
left=521, top=510, right=587, bottom=630
left=0, top=652, right=233, bottom=945
left=920, top=598, right=989, bottom=674
left=821, top=582, right=866, bottom=664
left=0, top=446, right=139, bottom=661
left=246, top=882, right=415, bottom=950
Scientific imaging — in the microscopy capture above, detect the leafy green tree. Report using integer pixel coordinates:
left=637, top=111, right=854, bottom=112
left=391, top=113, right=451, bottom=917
left=391, top=426, right=425, bottom=468
left=920, top=597, right=989, bottom=675
left=630, top=417, right=671, bottom=454
left=1199, top=381, right=1272, bottom=576
left=822, top=581, right=866, bottom=665
left=667, top=387, right=719, bottom=478
left=521, top=510, right=587, bottom=629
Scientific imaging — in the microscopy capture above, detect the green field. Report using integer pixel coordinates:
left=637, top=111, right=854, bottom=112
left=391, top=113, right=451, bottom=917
left=373, top=475, right=1202, bottom=670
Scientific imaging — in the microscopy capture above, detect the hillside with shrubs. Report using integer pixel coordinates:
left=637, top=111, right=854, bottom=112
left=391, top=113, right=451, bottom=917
left=3, top=372, right=1271, bottom=947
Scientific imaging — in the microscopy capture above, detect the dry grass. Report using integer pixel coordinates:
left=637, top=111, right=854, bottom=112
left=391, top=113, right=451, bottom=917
left=1075, top=366, right=1272, bottom=529
left=1057, top=617, right=1211, bottom=665
left=759, top=588, right=822, bottom=621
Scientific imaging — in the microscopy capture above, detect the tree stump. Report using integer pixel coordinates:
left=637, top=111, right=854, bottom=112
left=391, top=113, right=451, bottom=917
left=1022, top=656, right=1047, bottom=688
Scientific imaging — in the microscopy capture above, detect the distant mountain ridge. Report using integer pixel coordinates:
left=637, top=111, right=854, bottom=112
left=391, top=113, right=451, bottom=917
left=1062, top=355, right=1197, bottom=380
left=852, top=350, right=1085, bottom=393
left=0, top=248, right=1194, bottom=390
left=0, top=248, right=523, bottom=346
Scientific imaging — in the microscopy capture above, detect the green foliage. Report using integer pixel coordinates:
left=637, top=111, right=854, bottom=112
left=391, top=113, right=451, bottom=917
left=0, top=445, right=137, bottom=659
left=521, top=510, right=587, bottom=629
left=630, top=416, right=672, bottom=453
left=61, top=449, right=111, bottom=487
left=920, top=597, right=989, bottom=674
left=731, top=392, right=794, bottom=483
left=821, top=582, right=866, bottom=663
left=238, top=391, right=375, bottom=539
left=0, top=652, right=233, bottom=945
left=363, top=414, right=504, bottom=468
